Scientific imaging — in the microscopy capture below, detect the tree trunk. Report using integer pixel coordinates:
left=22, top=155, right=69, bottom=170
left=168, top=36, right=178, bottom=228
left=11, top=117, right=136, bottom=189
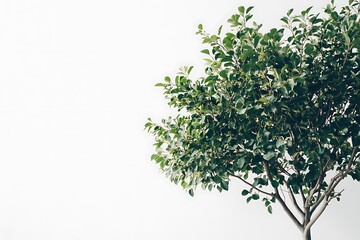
left=303, top=206, right=312, bottom=240
left=303, top=229, right=311, bottom=240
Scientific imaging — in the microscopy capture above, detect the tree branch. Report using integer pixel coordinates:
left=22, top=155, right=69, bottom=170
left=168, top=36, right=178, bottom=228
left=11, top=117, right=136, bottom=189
left=300, top=185, right=306, bottom=206
left=304, top=144, right=358, bottom=237
left=276, top=193, right=303, bottom=231
left=229, top=173, right=274, bottom=197
left=263, top=162, right=303, bottom=230
left=310, top=147, right=358, bottom=214
left=305, top=196, right=329, bottom=235
left=276, top=162, right=292, bottom=176
left=285, top=181, right=305, bottom=217
left=305, top=169, right=325, bottom=208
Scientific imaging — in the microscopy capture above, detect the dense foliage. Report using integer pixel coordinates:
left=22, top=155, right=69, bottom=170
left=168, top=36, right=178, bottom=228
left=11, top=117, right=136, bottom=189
left=146, top=1, right=359, bottom=239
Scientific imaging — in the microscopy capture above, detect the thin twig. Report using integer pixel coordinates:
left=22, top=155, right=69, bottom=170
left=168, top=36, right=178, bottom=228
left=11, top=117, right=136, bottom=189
left=229, top=173, right=274, bottom=197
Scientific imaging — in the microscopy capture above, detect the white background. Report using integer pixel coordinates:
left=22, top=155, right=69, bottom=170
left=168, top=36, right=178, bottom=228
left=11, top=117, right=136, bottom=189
left=0, top=0, right=358, bottom=239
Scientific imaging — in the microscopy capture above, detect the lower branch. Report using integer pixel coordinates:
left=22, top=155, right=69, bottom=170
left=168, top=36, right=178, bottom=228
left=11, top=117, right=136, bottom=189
left=304, top=197, right=329, bottom=236
left=311, top=147, right=358, bottom=213
left=285, top=181, right=305, bottom=218
left=275, top=193, right=303, bottom=231
left=263, top=162, right=303, bottom=230
left=305, top=148, right=359, bottom=236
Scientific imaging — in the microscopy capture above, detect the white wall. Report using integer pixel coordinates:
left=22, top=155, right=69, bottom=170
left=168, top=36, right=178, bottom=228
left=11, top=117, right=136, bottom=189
left=0, top=1, right=358, bottom=239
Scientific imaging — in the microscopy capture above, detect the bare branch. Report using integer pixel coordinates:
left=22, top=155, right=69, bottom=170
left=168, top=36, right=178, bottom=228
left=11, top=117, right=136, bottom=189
left=277, top=194, right=303, bottom=231
left=285, top=181, right=305, bottom=217
left=276, top=162, right=292, bottom=176
left=300, top=185, right=306, bottom=206
left=263, top=162, right=303, bottom=230
left=280, top=187, right=286, bottom=201
left=305, top=170, right=325, bottom=208
left=311, top=193, right=325, bottom=213
left=305, top=197, right=329, bottom=235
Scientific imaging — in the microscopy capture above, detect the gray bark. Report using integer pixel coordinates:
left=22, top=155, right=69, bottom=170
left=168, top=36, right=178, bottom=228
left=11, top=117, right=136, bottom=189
left=303, top=229, right=311, bottom=240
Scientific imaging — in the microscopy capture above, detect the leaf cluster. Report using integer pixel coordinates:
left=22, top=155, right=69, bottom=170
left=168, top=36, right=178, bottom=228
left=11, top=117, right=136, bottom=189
left=146, top=1, right=359, bottom=213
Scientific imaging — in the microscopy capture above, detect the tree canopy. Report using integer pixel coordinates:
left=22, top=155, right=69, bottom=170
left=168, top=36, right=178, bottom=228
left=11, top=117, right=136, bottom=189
left=146, top=1, right=359, bottom=239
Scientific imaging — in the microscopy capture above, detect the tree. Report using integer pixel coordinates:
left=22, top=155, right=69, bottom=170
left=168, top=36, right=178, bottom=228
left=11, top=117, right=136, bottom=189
left=145, top=1, right=359, bottom=239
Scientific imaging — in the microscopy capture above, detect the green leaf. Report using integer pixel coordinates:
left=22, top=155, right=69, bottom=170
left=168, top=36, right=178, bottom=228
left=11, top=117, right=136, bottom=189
left=144, top=122, right=152, bottom=129
left=222, top=56, right=233, bottom=62
left=164, top=76, right=171, bottom=83
left=242, top=189, right=249, bottom=196
left=238, top=158, right=245, bottom=168
left=267, top=205, right=273, bottom=214
left=246, top=6, right=254, bottom=14
left=252, top=193, right=260, bottom=200
left=285, top=78, right=295, bottom=91
left=201, top=49, right=210, bottom=55
left=245, top=14, right=253, bottom=21
left=301, top=6, right=313, bottom=16
left=273, top=68, right=280, bottom=80
left=210, top=35, right=219, bottom=42
left=189, top=189, right=194, bottom=197
left=258, top=97, right=269, bottom=104
left=304, top=43, right=314, bottom=55
left=280, top=17, right=288, bottom=24
left=331, top=11, right=339, bottom=20
left=287, top=8, right=294, bottom=16
left=241, top=48, right=254, bottom=60
left=218, top=25, right=223, bottom=35
left=263, top=152, right=275, bottom=161
left=220, top=180, right=229, bottom=191
left=238, top=6, right=245, bottom=15
left=236, top=97, right=244, bottom=109
left=271, top=180, right=279, bottom=188
left=187, top=66, right=194, bottom=74
left=213, top=175, right=221, bottom=184
left=219, top=70, right=227, bottom=79
left=238, top=108, right=247, bottom=115
left=254, top=35, right=261, bottom=47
